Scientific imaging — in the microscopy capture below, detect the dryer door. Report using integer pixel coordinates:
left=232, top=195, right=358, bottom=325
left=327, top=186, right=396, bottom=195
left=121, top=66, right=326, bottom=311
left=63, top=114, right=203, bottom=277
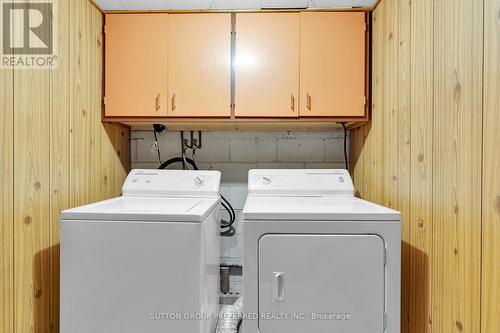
left=258, top=234, right=385, bottom=333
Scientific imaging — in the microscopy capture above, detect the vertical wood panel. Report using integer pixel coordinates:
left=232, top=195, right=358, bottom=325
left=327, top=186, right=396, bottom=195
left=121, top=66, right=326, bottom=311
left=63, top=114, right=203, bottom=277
left=92, top=8, right=105, bottom=202
left=481, top=0, right=500, bottom=331
left=362, top=5, right=384, bottom=202
left=49, top=0, right=70, bottom=330
left=409, top=0, right=433, bottom=332
left=100, top=122, right=114, bottom=199
left=432, top=0, right=483, bottom=332
left=13, top=2, right=51, bottom=331
left=352, top=1, right=488, bottom=333
left=88, top=0, right=99, bottom=201
left=70, top=0, right=92, bottom=207
left=0, top=47, right=14, bottom=333
left=350, top=125, right=366, bottom=198
left=110, top=125, right=130, bottom=196
left=4, top=0, right=129, bottom=330
left=100, top=126, right=130, bottom=200
left=351, top=2, right=411, bottom=330
left=397, top=0, right=411, bottom=331
left=68, top=0, right=129, bottom=211
left=380, top=0, right=399, bottom=211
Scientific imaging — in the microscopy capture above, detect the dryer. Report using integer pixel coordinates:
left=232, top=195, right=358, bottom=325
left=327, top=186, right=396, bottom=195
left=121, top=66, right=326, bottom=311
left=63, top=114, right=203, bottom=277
left=242, top=169, right=401, bottom=333
left=60, top=169, right=221, bottom=333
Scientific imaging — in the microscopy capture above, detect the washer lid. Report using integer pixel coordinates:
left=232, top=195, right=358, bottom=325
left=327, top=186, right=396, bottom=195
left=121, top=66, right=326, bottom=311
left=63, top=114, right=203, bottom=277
left=243, top=196, right=400, bottom=221
left=60, top=196, right=220, bottom=222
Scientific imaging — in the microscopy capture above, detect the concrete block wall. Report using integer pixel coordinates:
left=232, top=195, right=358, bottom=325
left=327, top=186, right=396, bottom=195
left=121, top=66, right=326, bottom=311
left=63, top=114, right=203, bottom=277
left=131, top=130, right=348, bottom=181
left=130, top=130, right=349, bottom=299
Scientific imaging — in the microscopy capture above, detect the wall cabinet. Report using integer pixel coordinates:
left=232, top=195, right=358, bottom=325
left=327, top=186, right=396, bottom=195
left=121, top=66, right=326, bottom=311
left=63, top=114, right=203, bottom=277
left=105, top=14, right=168, bottom=117
left=104, top=12, right=368, bottom=126
left=299, top=12, right=367, bottom=117
left=167, top=14, right=231, bottom=117
left=234, top=13, right=300, bottom=118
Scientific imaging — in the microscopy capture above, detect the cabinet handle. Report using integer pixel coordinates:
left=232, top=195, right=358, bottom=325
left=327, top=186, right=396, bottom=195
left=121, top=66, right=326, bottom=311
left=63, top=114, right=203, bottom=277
left=171, top=93, right=176, bottom=112
left=155, top=93, right=161, bottom=111
left=290, top=94, right=295, bottom=112
left=306, top=93, right=312, bottom=110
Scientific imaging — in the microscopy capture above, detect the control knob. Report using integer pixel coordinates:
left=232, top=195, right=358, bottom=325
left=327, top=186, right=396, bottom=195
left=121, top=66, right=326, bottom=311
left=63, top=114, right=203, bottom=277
left=194, top=175, right=207, bottom=186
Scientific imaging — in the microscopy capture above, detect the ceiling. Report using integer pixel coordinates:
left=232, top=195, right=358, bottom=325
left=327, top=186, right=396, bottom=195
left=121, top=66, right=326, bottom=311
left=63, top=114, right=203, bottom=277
left=94, top=0, right=377, bottom=11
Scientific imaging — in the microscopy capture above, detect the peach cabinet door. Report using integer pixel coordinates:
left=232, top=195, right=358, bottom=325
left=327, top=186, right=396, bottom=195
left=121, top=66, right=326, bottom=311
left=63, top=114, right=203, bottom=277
left=299, top=12, right=366, bottom=117
left=167, top=14, right=231, bottom=117
left=105, top=14, right=168, bottom=117
left=235, top=13, right=300, bottom=118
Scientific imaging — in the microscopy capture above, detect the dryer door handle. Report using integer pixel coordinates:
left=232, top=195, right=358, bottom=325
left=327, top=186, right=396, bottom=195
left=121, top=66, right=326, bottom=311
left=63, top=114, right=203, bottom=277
left=273, top=272, right=286, bottom=302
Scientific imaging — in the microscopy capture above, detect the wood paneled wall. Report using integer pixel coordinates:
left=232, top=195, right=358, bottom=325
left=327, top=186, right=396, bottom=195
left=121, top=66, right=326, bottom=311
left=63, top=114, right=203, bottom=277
left=0, top=0, right=130, bottom=332
left=482, top=0, right=500, bottom=331
left=351, top=0, right=500, bottom=332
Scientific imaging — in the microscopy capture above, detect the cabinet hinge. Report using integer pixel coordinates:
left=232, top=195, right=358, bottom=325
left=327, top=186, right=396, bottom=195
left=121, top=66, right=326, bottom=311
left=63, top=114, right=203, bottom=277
left=103, top=25, right=106, bottom=34
left=363, top=96, right=367, bottom=106
left=364, top=22, right=368, bottom=32
left=102, top=96, right=106, bottom=106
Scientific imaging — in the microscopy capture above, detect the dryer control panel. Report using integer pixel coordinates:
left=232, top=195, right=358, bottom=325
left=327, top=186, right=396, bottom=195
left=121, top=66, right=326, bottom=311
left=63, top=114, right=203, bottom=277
left=122, top=169, right=221, bottom=197
left=248, top=169, right=354, bottom=197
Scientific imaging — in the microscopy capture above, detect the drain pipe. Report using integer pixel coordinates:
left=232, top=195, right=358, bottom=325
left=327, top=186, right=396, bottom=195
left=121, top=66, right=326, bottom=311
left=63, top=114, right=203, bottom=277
left=216, top=297, right=243, bottom=333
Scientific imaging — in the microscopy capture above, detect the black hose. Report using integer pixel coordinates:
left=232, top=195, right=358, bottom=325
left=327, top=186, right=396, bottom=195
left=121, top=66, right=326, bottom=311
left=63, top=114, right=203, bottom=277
left=341, top=123, right=349, bottom=171
left=220, top=196, right=235, bottom=229
left=157, top=156, right=236, bottom=230
left=158, top=157, right=198, bottom=170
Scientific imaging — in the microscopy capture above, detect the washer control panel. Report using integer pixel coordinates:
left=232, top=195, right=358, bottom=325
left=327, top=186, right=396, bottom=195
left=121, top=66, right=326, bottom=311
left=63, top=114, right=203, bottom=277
left=122, top=169, right=221, bottom=197
left=248, top=169, right=354, bottom=196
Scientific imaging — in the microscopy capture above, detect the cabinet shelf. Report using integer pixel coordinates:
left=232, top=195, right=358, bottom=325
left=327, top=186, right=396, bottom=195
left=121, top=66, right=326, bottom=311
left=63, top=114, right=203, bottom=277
left=103, top=117, right=368, bottom=131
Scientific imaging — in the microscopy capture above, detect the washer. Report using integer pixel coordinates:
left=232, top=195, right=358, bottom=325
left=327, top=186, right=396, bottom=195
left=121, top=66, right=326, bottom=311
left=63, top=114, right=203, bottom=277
left=242, top=169, right=401, bottom=333
left=60, top=169, right=221, bottom=333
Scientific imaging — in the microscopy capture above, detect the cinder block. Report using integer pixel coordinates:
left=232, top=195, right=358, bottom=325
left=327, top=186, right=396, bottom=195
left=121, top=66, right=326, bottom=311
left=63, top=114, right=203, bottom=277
left=134, top=131, right=181, bottom=162
left=130, top=162, right=160, bottom=170
left=131, top=131, right=347, bottom=179
left=208, top=163, right=257, bottom=183
left=277, top=138, right=325, bottom=162
left=230, top=138, right=277, bottom=162
left=131, top=130, right=152, bottom=140
left=325, top=138, right=348, bottom=162
left=256, top=162, right=304, bottom=169
left=281, top=131, right=343, bottom=140
left=192, top=138, right=230, bottom=163
left=157, top=132, right=183, bottom=161
left=304, top=162, right=346, bottom=169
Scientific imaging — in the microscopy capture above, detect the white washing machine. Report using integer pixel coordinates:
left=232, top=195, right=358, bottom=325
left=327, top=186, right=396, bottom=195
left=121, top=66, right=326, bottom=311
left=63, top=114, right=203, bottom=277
left=242, top=169, right=401, bottom=333
left=60, top=169, right=221, bottom=333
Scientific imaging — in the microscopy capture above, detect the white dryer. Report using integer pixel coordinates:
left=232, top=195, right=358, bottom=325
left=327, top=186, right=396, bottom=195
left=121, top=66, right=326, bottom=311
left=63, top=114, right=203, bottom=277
left=242, top=169, right=401, bottom=333
left=60, top=169, right=221, bottom=333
